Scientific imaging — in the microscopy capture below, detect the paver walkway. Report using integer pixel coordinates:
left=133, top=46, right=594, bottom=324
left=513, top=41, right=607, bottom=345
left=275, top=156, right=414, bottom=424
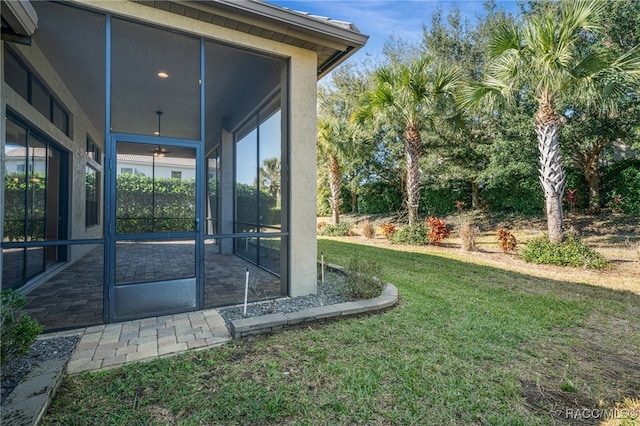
left=67, top=308, right=232, bottom=374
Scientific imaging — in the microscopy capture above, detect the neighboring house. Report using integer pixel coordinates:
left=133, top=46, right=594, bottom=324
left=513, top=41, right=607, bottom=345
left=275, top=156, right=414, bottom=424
left=116, top=154, right=196, bottom=180
left=1, top=0, right=367, bottom=329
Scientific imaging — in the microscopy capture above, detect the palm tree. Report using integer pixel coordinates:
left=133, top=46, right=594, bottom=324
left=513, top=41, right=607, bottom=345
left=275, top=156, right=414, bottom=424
left=259, top=157, right=281, bottom=204
left=461, top=0, right=640, bottom=242
left=317, top=116, right=351, bottom=225
left=354, top=55, right=459, bottom=225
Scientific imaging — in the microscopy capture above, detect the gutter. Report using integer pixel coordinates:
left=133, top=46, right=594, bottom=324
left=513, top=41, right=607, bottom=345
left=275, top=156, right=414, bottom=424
left=1, top=0, right=38, bottom=45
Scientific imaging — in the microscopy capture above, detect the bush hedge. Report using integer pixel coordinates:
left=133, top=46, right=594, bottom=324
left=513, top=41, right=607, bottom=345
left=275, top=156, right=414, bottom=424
left=390, top=223, right=428, bottom=245
left=521, top=235, right=607, bottom=269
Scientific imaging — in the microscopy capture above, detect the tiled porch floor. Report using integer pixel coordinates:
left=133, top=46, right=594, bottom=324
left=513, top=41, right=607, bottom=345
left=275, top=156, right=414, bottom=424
left=23, top=242, right=281, bottom=332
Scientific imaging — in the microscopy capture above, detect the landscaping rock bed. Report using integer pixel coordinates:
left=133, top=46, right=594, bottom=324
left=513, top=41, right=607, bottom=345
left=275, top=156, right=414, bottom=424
left=219, top=272, right=347, bottom=329
left=1, top=335, right=80, bottom=405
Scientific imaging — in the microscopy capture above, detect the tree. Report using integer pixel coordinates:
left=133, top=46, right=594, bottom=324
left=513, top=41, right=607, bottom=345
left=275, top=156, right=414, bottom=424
left=422, top=3, right=514, bottom=209
left=317, top=63, right=372, bottom=224
left=559, top=0, right=640, bottom=210
left=354, top=55, right=460, bottom=225
left=461, top=0, right=640, bottom=242
left=317, top=117, right=348, bottom=225
left=561, top=104, right=639, bottom=210
left=259, top=157, right=281, bottom=204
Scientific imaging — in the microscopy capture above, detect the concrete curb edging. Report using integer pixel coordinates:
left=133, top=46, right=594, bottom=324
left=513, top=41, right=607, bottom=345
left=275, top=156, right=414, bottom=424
left=1, top=352, right=70, bottom=426
left=230, top=264, right=399, bottom=338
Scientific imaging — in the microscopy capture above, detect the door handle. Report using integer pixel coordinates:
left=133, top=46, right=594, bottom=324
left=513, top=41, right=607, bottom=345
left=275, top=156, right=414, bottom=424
left=195, top=218, right=200, bottom=232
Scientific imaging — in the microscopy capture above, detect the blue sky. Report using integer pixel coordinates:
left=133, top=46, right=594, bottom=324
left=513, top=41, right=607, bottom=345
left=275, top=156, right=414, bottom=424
left=268, top=1, right=521, bottom=61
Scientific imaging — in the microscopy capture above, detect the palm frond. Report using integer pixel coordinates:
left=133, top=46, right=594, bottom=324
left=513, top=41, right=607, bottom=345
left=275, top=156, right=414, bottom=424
left=561, top=0, right=604, bottom=36
left=570, top=51, right=609, bottom=79
left=458, top=79, right=506, bottom=113
left=488, top=22, right=521, bottom=57
left=610, top=44, right=640, bottom=79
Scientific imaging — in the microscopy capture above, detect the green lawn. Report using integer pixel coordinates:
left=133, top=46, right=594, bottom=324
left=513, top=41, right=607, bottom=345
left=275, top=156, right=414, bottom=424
left=43, top=239, right=640, bottom=425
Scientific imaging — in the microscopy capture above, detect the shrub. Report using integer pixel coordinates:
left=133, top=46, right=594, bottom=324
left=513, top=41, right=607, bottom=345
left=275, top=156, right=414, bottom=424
left=606, top=192, right=624, bottom=214
left=380, top=223, right=396, bottom=240
left=317, top=221, right=327, bottom=230
left=1, top=290, right=43, bottom=364
left=340, top=257, right=385, bottom=300
left=483, top=179, right=544, bottom=216
left=521, top=235, right=607, bottom=269
left=390, top=223, right=427, bottom=245
left=459, top=222, right=477, bottom=251
left=420, top=182, right=470, bottom=216
left=601, top=159, right=640, bottom=215
left=565, top=189, right=578, bottom=212
left=317, top=222, right=352, bottom=236
left=497, top=229, right=517, bottom=253
left=426, top=217, right=450, bottom=245
left=361, top=220, right=375, bottom=239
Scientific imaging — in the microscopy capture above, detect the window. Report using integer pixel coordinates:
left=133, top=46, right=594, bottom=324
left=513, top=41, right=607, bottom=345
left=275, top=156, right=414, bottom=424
left=234, top=96, right=283, bottom=274
left=52, top=102, right=70, bottom=136
left=86, top=137, right=102, bottom=227
left=121, top=167, right=133, bottom=175
left=85, top=166, right=100, bottom=227
left=171, top=171, right=182, bottom=180
left=86, top=138, right=101, bottom=164
left=3, top=116, right=68, bottom=289
left=4, top=49, right=28, bottom=99
left=32, top=78, right=50, bottom=119
left=3, top=47, right=71, bottom=137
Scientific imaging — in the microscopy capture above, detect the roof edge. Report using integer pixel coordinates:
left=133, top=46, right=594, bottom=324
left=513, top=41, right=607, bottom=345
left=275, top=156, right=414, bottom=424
left=188, top=0, right=368, bottom=47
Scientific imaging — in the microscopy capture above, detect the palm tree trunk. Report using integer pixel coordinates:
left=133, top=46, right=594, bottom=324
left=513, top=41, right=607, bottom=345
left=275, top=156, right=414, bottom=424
left=404, top=123, right=422, bottom=225
left=535, top=102, right=566, bottom=243
left=327, top=154, right=342, bottom=225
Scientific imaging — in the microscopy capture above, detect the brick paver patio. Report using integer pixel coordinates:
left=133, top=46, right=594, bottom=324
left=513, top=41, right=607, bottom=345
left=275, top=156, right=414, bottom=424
left=23, top=242, right=281, bottom=332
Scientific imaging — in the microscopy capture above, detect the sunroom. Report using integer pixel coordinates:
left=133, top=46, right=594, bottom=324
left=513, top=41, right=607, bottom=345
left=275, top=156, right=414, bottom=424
left=0, top=0, right=367, bottom=331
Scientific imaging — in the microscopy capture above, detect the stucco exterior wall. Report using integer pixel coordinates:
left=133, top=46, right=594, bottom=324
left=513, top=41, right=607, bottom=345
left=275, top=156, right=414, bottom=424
left=288, top=54, right=318, bottom=297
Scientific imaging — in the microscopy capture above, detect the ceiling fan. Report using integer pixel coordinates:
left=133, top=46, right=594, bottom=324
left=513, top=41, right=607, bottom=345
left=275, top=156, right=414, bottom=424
left=152, top=145, right=170, bottom=157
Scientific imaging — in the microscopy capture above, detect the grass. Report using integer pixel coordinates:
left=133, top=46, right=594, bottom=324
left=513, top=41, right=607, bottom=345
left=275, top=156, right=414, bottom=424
left=42, top=239, right=640, bottom=425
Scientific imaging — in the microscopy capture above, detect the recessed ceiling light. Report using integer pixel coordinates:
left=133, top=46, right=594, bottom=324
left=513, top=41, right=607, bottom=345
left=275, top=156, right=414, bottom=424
left=157, top=72, right=169, bottom=78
